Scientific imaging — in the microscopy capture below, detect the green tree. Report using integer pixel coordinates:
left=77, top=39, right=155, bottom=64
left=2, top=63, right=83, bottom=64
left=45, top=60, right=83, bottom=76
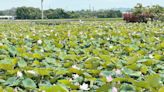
left=132, top=4, right=164, bottom=21
left=133, top=3, right=145, bottom=15
left=44, top=8, right=69, bottom=19
left=16, top=7, right=41, bottom=19
left=0, top=11, right=3, bottom=15
left=150, top=5, right=164, bottom=21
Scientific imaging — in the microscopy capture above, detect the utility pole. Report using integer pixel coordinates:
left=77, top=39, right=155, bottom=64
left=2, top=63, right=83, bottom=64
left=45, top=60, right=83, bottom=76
left=89, top=4, right=91, bottom=11
left=92, top=7, right=94, bottom=12
left=41, top=0, right=44, bottom=20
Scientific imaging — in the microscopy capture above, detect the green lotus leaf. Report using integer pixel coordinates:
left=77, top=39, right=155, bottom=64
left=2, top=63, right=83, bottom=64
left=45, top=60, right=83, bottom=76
left=145, top=74, right=161, bottom=88
left=122, top=67, right=141, bottom=77
left=87, top=69, right=101, bottom=76
left=7, top=46, right=17, bottom=57
left=99, top=55, right=111, bottom=62
left=69, top=68, right=83, bottom=75
left=158, top=87, right=164, bottom=92
left=64, top=55, right=77, bottom=61
left=4, top=87, right=14, bottom=92
left=33, top=53, right=42, bottom=59
left=0, top=63, right=14, bottom=70
left=120, top=84, right=136, bottom=92
left=40, top=85, right=69, bottom=92
left=140, top=65, right=148, bottom=74
left=44, top=57, right=56, bottom=64
left=4, top=77, right=20, bottom=86
left=84, top=57, right=100, bottom=69
left=63, top=62, right=73, bottom=68
left=58, top=80, right=79, bottom=89
left=133, top=81, right=150, bottom=89
left=0, top=86, right=3, bottom=92
left=126, top=63, right=140, bottom=70
left=54, top=42, right=63, bottom=48
left=96, top=83, right=111, bottom=92
left=22, top=78, right=37, bottom=89
left=56, top=69, right=69, bottom=75
left=35, top=68, right=51, bottom=76
left=18, top=59, right=27, bottom=68
left=100, top=71, right=114, bottom=77
left=126, top=56, right=138, bottom=65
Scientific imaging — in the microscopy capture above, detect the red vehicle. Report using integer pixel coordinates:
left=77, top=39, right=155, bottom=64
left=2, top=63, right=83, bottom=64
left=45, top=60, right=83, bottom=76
left=123, top=12, right=150, bottom=23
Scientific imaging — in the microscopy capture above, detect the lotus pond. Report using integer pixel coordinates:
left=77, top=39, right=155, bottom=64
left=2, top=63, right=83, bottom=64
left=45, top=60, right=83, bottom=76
left=0, top=21, right=164, bottom=92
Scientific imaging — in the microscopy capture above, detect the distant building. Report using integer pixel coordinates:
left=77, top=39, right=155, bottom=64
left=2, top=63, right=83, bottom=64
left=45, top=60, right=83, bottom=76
left=0, top=16, right=15, bottom=20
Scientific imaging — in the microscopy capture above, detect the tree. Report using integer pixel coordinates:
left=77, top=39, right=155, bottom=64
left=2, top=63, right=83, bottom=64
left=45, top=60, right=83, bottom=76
left=16, top=7, right=41, bottom=19
left=0, top=8, right=16, bottom=16
left=44, top=8, right=69, bottom=19
left=133, top=3, right=145, bottom=15
left=41, top=0, right=44, bottom=19
left=0, top=11, right=4, bottom=15
left=67, top=11, right=79, bottom=18
left=132, top=3, right=164, bottom=22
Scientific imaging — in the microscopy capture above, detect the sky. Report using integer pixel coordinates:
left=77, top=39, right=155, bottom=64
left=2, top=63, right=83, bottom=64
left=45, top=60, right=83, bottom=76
left=0, top=0, right=164, bottom=10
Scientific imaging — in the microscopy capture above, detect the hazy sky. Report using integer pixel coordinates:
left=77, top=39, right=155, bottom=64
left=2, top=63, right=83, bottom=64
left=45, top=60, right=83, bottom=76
left=0, top=0, right=164, bottom=10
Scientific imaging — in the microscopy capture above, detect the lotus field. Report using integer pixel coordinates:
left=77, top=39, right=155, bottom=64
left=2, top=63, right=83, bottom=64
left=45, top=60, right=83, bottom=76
left=0, top=21, right=164, bottom=92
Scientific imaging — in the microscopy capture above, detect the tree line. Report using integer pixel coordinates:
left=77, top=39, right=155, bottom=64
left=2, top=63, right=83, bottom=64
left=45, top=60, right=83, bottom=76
left=0, top=7, right=122, bottom=19
left=0, top=4, right=163, bottom=20
left=0, top=8, right=16, bottom=16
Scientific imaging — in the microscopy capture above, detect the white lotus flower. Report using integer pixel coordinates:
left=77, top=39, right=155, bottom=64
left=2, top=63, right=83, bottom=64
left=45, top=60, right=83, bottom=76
left=50, top=30, right=54, bottom=32
left=99, top=72, right=103, bottom=76
left=37, top=40, right=42, bottom=44
left=154, top=37, right=159, bottom=41
left=115, top=69, right=122, bottom=75
left=106, top=75, right=113, bottom=82
left=112, top=87, right=118, bottom=92
left=109, top=45, right=113, bottom=49
left=69, top=78, right=73, bottom=82
left=14, top=87, right=19, bottom=92
left=107, top=37, right=110, bottom=40
left=46, top=33, right=50, bottom=36
left=72, top=74, right=79, bottom=79
left=80, top=83, right=89, bottom=90
left=68, top=31, right=71, bottom=37
left=149, top=54, right=154, bottom=59
left=74, top=82, right=80, bottom=86
left=25, top=35, right=29, bottom=39
left=17, top=71, right=23, bottom=77
left=79, top=32, right=83, bottom=35
left=40, top=49, right=44, bottom=52
left=55, top=33, right=58, bottom=36
left=27, top=70, right=37, bottom=76
left=0, top=43, right=3, bottom=46
left=90, top=38, right=94, bottom=40
left=43, top=35, right=46, bottom=38
left=72, top=65, right=80, bottom=70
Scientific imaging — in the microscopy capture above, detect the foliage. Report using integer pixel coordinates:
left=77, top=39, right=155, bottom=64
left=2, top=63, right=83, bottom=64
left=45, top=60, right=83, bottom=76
left=132, top=3, right=164, bottom=21
left=16, top=7, right=41, bottom=19
left=0, top=21, right=163, bottom=91
left=44, top=8, right=69, bottom=19
left=14, top=7, right=122, bottom=19
left=0, top=8, right=16, bottom=16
